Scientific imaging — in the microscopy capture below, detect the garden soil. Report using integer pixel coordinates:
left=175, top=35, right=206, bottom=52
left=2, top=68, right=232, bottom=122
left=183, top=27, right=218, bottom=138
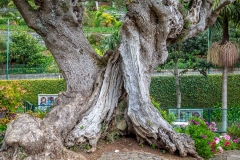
left=80, top=137, right=197, bottom=160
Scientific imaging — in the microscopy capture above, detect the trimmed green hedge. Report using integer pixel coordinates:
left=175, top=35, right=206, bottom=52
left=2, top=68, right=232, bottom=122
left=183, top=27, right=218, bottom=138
left=150, top=74, right=240, bottom=108
left=0, top=79, right=66, bottom=104
left=1, top=74, right=240, bottom=107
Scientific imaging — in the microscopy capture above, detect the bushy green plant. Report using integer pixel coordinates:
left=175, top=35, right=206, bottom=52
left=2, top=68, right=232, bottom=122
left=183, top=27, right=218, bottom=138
left=0, top=18, right=8, bottom=25
left=0, top=79, right=66, bottom=105
left=188, top=118, right=216, bottom=159
left=227, top=123, right=240, bottom=139
left=175, top=117, right=240, bottom=158
left=87, top=33, right=104, bottom=46
left=151, top=98, right=176, bottom=124
left=87, top=33, right=105, bottom=56
left=0, top=81, right=26, bottom=114
left=100, top=30, right=120, bottom=51
left=176, top=117, right=216, bottom=159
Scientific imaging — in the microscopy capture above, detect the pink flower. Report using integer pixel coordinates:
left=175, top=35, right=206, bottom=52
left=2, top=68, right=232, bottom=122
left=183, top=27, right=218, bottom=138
left=224, top=135, right=231, bottom=141
left=214, top=137, right=220, bottom=144
left=195, top=122, right=200, bottom=125
left=202, top=134, right=206, bottom=139
left=233, top=139, right=239, bottom=143
left=217, top=146, right=223, bottom=153
left=207, top=121, right=217, bottom=131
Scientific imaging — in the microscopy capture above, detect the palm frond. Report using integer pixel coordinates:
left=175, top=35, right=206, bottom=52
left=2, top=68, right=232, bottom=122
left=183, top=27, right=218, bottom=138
left=213, top=0, right=240, bottom=27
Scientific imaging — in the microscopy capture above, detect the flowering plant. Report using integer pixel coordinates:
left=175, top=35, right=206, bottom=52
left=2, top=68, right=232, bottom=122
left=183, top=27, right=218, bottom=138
left=209, top=134, right=238, bottom=154
left=175, top=117, right=240, bottom=157
left=175, top=117, right=216, bottom=159
left=0, top=81, right=26, bottom=114
left=206, top=121, right=217, bottom=132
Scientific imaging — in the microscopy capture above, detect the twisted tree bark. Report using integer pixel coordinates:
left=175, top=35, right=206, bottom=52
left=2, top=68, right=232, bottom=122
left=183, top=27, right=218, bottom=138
left=0, top=0, right=234, bottom=159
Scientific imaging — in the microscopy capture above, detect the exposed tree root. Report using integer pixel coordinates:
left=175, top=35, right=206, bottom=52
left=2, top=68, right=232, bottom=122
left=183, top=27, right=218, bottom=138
left=1, top=114, right=87, bottom=160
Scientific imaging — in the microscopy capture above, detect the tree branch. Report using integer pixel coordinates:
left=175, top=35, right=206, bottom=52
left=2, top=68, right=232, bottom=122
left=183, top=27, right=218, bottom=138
left=12, top=0, right=39, bottom=30
left=69, top=0, right=84, bottom=25
left=207, top=0, right=235, bottom=26
left=213, top=0, right=235, bottom=14
left=168, top=0, right=235, bottom=45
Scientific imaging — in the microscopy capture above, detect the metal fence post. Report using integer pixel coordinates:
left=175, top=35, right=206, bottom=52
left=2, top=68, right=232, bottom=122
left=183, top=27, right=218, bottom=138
left=207, top=109, right=211, bottom=124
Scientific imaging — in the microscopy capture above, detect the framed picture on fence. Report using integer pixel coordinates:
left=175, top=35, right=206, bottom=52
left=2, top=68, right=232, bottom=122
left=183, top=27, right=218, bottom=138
left=38, top=94, right=58, bottom=111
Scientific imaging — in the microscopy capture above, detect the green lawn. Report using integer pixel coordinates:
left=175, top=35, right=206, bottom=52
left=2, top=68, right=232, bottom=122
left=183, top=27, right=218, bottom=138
left=0, top=24, right=118, bottom=34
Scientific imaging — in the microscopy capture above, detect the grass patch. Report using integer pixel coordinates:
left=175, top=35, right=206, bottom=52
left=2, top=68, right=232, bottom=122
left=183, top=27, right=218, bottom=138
left=0, top=25, right=33, bottom=32
left=0, top=24, right=118, bottom=34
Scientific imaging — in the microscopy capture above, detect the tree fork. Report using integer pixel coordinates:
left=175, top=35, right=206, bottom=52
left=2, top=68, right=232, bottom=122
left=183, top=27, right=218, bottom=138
left=1, top=0, right=234, bottom=159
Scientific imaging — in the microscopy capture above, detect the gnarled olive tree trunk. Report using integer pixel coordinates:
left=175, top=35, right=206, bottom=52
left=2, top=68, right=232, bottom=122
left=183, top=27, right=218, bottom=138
left=0, top=0, right=234, bottom=159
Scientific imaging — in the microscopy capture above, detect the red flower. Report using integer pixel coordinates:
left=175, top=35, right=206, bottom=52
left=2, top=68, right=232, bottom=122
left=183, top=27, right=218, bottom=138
left=211, top=149, right=216, bottom=154
left=224, top=141, right=231, bottom=146
left=210, top=141, right=216, bottom=148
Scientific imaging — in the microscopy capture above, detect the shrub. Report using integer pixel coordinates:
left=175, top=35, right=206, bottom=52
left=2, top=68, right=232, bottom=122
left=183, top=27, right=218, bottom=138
left=0, top=80, right=66, bottom=105
left=150, top=74, right=240, bottom=108
left=0, top=18, right=8, bottom=25
left=227, top=123, right=240, bottom=139
left=176, top=117, right=240, bottom=158
left=175, top=117, right=216, bottom=159
left=87, top=33, right=104, bottom=46
left=188, top=117, right=217, bottom=158
left=0, top=81, right=26, bottom=114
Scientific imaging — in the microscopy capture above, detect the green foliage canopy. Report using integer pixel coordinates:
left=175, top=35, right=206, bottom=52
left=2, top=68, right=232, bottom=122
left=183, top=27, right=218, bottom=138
left=9, top=31, right=54, bottom=68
